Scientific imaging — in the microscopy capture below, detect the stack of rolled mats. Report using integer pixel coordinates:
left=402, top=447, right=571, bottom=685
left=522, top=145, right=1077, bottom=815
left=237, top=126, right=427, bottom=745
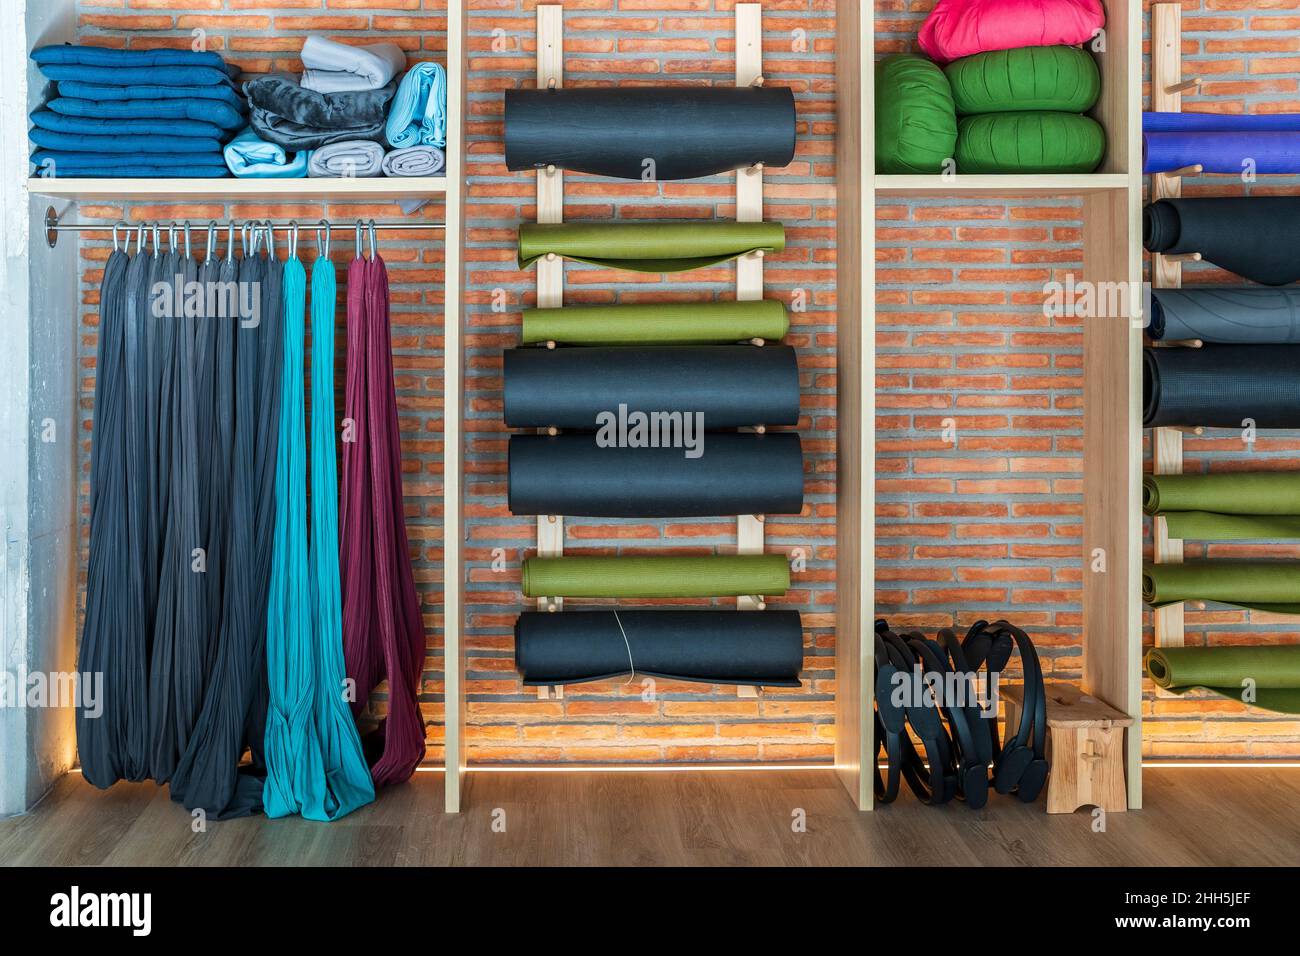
left=1145, top=645, right=1300, bottom=714
left=230, top=36, right=447, bottom=179
left=1144, top=112, right=1300, bottom=175
left=1143, top=471, right=1300, bottom=616
left=876, top=0, right=1107, bottom=174
left=29, top=45, right=244, bottom=178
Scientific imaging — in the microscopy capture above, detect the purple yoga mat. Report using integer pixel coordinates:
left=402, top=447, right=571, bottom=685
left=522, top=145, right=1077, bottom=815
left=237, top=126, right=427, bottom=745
left=1143, top=130, right=1300, bottom=174
left=1144, top=111, right=1300, bottom=132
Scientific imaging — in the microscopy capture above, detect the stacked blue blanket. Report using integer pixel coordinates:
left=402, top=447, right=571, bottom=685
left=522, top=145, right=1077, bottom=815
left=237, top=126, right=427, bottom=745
left=29, top=46, right=244, bottom=178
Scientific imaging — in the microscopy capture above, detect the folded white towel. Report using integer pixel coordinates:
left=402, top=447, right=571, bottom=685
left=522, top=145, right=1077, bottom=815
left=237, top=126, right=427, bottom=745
left=308, top=139, right=385, bottom=178
left=381, top=145, right=446, bottom=177
left=300, top=36, right=406, bottom=93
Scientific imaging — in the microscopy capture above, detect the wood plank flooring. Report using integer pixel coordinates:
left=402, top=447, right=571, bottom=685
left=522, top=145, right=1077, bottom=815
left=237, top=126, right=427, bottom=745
left=1, top=767, right=1296, bottom=866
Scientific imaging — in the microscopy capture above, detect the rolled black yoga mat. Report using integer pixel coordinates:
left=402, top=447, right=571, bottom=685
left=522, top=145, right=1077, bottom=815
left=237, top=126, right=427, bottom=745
left=1144, top=197, right=1300, bottom=286
left=1150, top=287, right=1300, bottom=344
left=514, top=610, right=804, bottom=687
left=508, top=432, right=804, bottom=517
left=503, top=345, right=800, bottom=429
left=504, top=87, right=796, bottom=181
left=1143, top=345, right=1300, bottom=428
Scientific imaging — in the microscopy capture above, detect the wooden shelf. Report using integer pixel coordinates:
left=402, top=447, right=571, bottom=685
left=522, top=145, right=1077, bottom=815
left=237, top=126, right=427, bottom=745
left=28, top=176, right=447, bottom=202
left=875, top=174, right=1131, bottom=196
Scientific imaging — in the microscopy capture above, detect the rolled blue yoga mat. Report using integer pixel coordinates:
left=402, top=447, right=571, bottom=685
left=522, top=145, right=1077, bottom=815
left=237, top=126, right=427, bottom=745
left=1143, top=130, right=1300, bottom=174
left=1144, top=111, right=1300, bottom=132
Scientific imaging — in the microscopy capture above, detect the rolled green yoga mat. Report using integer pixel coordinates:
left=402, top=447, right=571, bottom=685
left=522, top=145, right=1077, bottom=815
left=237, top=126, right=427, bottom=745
left=1143, top=560, right=1300, bottom=614
left=1145, top=645, right=1300, bottom=713
left=521, top=299, right=789, bottom=346
left=1144, top=472, right=1300, bottom=539
left=517, top=221, right=786, bottom=272
left=521, top=554, right=790, bottom=598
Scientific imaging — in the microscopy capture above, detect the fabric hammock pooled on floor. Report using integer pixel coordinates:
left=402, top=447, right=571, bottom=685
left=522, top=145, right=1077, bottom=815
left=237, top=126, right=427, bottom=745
left=1143, top=560, right=1300, bottom=614
left=1145, top=645, right=1300, bottom=714
left=504, top=86, right=796, bottom=180
left=1144, top=472, right=1300, bottom=539
left=1148, top=287, right=1300, bottom=344
left=517, top=221, right=785, bottom=272
left=514, top=610, right=804, bottom=687
left=503, top=345, right=800, bottom=429
left=1144, top=197, right=1300, bottom=286
left=520, top=299, right=789, bottom=346
left=1143, top=344, right=1300, bottom=429
left=264, top=248, right=374, bottom=821
left=508, top=432, right=805, bottom=518
left=521, top=554, right=791, bottom=599
left=341, top=253, right=427, bottom=786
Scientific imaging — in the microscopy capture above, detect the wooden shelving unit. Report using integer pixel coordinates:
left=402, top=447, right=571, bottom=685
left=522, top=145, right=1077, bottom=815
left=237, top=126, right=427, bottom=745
left=835, top=0, right=1144, bottom=810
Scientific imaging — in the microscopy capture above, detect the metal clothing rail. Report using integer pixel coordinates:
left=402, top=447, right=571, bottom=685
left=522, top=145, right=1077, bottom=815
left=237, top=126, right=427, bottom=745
left=42, top=206, right=446, bottom=249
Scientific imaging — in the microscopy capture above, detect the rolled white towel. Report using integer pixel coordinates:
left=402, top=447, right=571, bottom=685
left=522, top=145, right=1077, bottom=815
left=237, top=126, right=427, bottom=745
left=381, top=144, right=446, bottom=177
left=308, top=139, right=385, bottom=178
left=300, top=36, right=407, bottom=93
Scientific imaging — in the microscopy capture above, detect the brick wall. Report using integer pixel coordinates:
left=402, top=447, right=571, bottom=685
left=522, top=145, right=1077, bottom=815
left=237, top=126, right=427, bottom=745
left=63, top=0, right=1300, bottom=770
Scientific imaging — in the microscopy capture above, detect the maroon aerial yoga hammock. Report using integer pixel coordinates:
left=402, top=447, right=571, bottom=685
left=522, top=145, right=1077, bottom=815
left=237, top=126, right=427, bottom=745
left=341, top=251, right=427, bottom=786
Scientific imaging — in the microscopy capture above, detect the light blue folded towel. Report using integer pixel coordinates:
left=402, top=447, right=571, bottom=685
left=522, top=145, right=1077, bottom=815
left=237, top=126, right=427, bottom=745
left=224, top=127, right=312, bottom=178
left=32, top=109, right=224, bottom=140
left=385, top=61, right=447, bottom=149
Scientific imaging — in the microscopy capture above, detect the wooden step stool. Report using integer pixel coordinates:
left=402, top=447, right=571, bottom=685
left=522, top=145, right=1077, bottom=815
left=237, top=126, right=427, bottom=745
left=1001, top=682, right=1134, bottom=814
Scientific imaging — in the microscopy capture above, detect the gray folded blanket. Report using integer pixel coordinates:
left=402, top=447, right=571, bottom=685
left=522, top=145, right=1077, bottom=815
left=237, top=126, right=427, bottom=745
left=308, top=139, right=385, bottom=178
left=381, top=145, right=445, bottom=177
left=301, top=37, right=406, bottom=93
left=244, top=73, right=396, bottom=150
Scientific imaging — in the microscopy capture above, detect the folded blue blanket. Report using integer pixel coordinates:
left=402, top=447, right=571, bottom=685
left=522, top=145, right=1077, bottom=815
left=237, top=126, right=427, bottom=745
left=386, top=61, right=447, bottom=149
left=59, top=80, right=244, bottom=105
left=30, top=127, right=223, bottom=154
left=48, top=96, right=245, bottom=131
left=223, top=127, right=312, bottom=178
left=32, top=109, right=223, bottom=140
left=32, top=44, right=232, bottom=70
left=37, top=65, right=238, bottom=87
left=32, top=151, right=229, bottom=178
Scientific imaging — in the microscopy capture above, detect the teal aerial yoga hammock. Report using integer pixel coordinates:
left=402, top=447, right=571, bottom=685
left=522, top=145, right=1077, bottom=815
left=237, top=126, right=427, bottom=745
left=263, top=233, right=373, bottom=821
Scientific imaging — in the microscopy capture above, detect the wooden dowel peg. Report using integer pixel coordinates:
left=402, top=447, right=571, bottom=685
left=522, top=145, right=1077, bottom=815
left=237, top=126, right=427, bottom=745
left=545, top=339, right=557, bottom=350
left=546, top=426, right=559, bottom=436
left=1170, top=425, right=1205, bottom=436
left=537, top=685, right=549, bottom=700
left=750, top=75, right=764, bottom=87
left=545, top=164, right=557, bottom=176
left=1165, top=164, right=1203, bottom=178
left=737, top=685, right=760, bottom=698
left=750, top=249, right=765, bottom=260
left=756, top=514, right=766, bottom=523
left=546, top=600, right=558, bottom=613
left=755, top=424, right=767, bottom=434
left=756, top=599, right=767, bottom=611
left=1162, top=338, right=1204, bottom=349
left=749, top=162, right=764, bottom=173
left=545, top=251, right=557, bottom=262
left=1164, top=77, right=1201, bottom=95
left=547, top=514, right=557, bottom=523
left=750, top=337, right=766, bottom=347
left=547, top=77, right=557, bottom=90
left=1159, top=252, right=1202, bottom=263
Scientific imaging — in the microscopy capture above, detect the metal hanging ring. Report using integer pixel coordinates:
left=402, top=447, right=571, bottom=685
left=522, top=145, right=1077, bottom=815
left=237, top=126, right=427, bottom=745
left=206, top=220, right=216, bottom=263
left=152, top=222, right=161, bottom=258
left=168, top=222, right=177, bottom=254
left=289, top=220, right=299, bottom=258
left=137, top=223, right=146, bottom=256
left=264, top=219, right=275, bottom=257
left=368, top=219, right=378, bottom=261
left=111, top=223, right=120, bottom=252
left=184, top=221, right=192, bottom=260
left=355, top=220, right=363, bottom=260
left=226, top=220, right=236, bottom=262
left=317, top=218, right=330, bottom=260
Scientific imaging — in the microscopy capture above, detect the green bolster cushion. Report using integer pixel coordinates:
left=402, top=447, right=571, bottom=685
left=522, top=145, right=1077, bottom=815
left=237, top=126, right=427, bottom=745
left=875, top=54, right=958, bottom=174
left=944, top=45, right=1101, bottom=115
left=955, top=111, right=1105, bottom=173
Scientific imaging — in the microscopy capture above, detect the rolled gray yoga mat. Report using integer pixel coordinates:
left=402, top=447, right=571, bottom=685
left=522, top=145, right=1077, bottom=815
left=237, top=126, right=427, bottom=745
left=1149, top=287, right=1300, bottom=344
left=503, top=344, right=800, bottom=429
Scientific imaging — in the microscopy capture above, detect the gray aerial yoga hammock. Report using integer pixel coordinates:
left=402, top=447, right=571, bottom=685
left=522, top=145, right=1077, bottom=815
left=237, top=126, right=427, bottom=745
left=264, top=223, right=374, bottom=820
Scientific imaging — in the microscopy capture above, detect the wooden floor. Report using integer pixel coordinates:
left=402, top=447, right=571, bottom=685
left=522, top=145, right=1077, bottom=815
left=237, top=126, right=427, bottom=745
left=2, top=766, right=1296, bottom=866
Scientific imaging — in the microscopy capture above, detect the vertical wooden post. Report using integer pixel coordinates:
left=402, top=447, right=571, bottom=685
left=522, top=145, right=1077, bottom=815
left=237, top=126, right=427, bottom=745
left=1151, top=2, right=1187, bottom=650
left=535, top=5, right=565, bottom=620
